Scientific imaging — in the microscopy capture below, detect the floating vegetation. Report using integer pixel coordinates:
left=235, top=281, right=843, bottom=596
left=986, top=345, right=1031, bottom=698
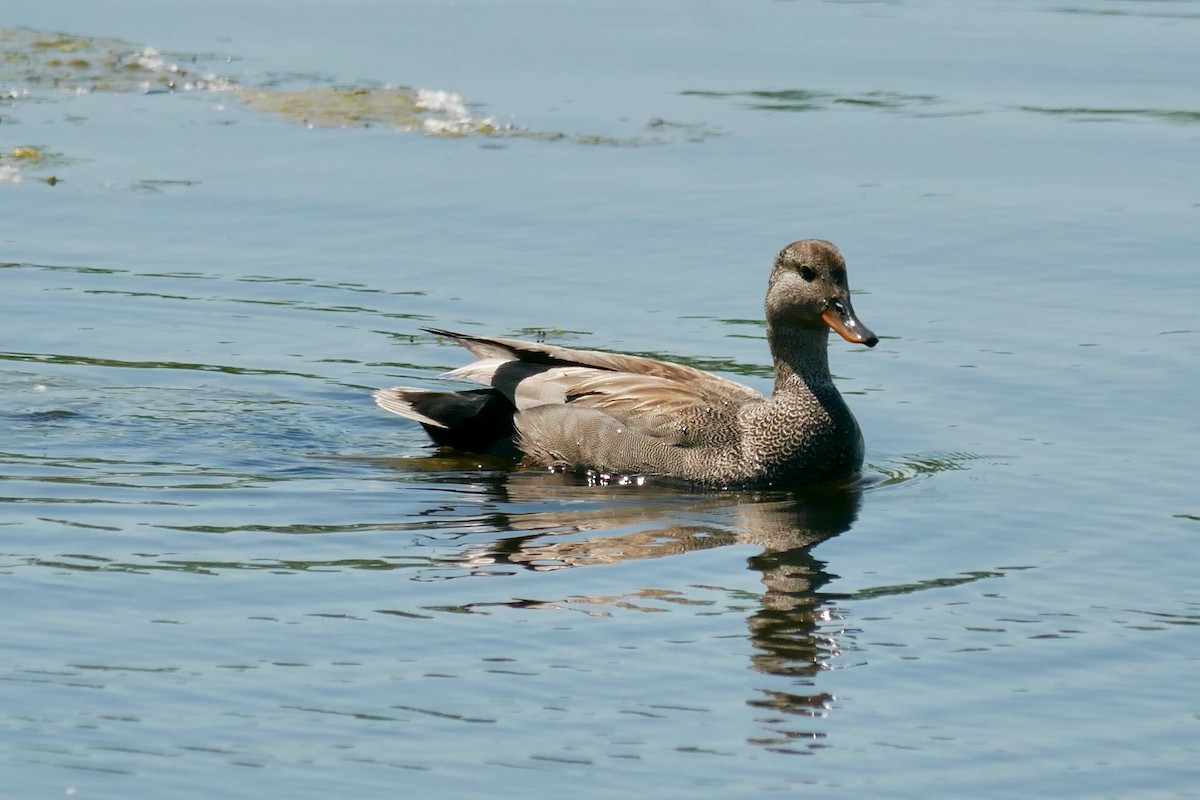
left=130, top=178, right=202, bottom=193
left=0, top=25, right=723, bottom=185
left=682, top=88, right=944, bottom=115
left=1015, top=105, right=1200, bottom=125
left=0, top=144, right=66, bottom=185
left=0, top=26, right=718, bottom=140
left=0, top=27, right=233, bottom=93
left=0, top=27, right=492, bottom=135
left=7, top=145, right=51, bottom=163
left=238, top=86, right=498, bottom=135
left=1050, top=6, right=1200, bottom=20
left=685, top=86, right=1200, bottom=127
left=237, top=88, right=723, bottom=143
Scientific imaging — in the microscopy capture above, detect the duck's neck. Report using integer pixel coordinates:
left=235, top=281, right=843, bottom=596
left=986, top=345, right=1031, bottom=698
left=767, top=323, right=835, bottom=396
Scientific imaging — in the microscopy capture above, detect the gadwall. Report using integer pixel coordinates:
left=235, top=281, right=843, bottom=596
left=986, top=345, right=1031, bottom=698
left=375, top=239, right=877, bottom=487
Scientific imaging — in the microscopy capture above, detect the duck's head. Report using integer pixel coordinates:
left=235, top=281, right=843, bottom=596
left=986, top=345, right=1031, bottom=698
left=766, top=239, right=878, bottom=347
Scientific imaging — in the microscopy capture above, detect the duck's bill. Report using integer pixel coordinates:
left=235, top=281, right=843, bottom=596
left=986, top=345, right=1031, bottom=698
left=822, top=299, right=879, bottom=347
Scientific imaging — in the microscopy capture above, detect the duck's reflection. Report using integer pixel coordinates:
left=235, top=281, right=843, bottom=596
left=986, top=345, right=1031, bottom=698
left=429, top=468, right=862, bottom=753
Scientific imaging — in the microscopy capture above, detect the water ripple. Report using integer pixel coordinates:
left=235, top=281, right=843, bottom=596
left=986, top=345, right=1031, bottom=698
left=863, top=451, right=997, bottom=488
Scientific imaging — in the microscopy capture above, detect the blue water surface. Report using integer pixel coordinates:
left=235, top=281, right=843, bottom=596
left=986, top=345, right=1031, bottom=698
left=2, top=1, right=1198, bottom=798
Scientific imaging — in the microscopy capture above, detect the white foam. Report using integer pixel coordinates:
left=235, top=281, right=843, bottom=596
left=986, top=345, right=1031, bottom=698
left=124, top=47, right=238, bottom=93
left=415, top=88, right=496, bottom=135
left=131, top=47, right=168, bottom=73
left=415, top=89, right=467, bottom=115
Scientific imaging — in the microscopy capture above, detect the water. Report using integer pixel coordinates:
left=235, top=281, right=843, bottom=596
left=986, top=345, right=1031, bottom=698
left=2, top=1, right=1198, bottom=797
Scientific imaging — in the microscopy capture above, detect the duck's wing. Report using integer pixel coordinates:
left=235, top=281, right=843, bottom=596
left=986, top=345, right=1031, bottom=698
left=426, top=328, right=761, bottom=406
left=427, top=329, right=761, bottom=446
left=559, top=370, right=752, bottom=445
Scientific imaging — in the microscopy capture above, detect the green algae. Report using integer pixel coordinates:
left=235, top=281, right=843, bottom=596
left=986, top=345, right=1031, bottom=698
left=0, top=25, right=723, bottom=184
left=237, top=86, right=498, bottom=135
left=0, top=27, right=223, bottom=93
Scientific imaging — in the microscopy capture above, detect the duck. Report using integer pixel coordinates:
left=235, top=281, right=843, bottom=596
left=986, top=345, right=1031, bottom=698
left=374, top=239, right=877, bottom=487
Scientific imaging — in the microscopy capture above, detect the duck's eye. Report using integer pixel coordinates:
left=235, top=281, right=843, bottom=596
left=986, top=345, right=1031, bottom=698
left=799, top=265, right=816, bottom=282
left=831, top=269, right=846, bottom=286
